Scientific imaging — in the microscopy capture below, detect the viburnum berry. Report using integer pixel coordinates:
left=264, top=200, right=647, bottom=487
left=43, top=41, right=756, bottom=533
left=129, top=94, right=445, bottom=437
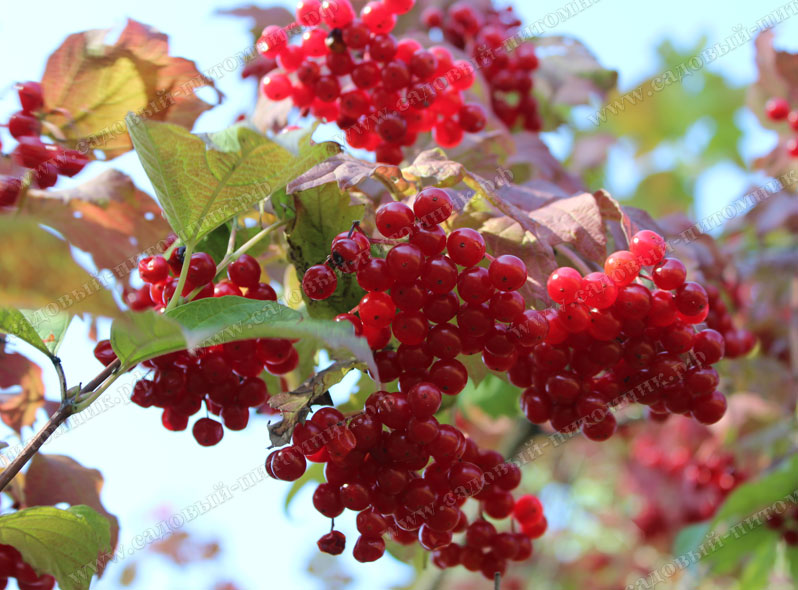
left=766, top=97, right=790, bottom=120
left=546, top=267, right=582, bottom=304
left=193, top=418, right=224, bottom=446
left=604, top=250, right=640, bottom=286
left=630, top=230, right=667, bottom=265
left=317, top=530, right=346, bottom=555
left=228, top=254, right=261, bottom=288
left=303, top=264, right=337, bottom=300
left=0, top=176, right=23, bottom=209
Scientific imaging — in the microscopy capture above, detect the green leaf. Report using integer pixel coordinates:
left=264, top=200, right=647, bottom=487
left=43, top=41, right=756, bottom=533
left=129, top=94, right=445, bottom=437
left=0, top=308, right=69, bottom=357
left=285, top=183, right=365, bottom=318
left=109, top=296, right=375, bottom=375
left=284, top=463, right=324, bottom=511
left=710, top=455, right=798, bottom=527
left=0, top=505, right=111, bottom=590
left=736, top=538, right=777, bottom=589
left=126, top=117, right=339, bottom=246
left=458, top=374, right=521, bottom=420
left=672, top=522, right=710, bottom=561
left=706, top=528, right=772, bottom=575
left=786, top=546, right=798, bottom=582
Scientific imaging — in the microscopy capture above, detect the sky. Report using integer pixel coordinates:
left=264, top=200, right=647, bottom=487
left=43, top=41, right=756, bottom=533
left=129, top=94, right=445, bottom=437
left=1, top=0, right=797, bottom=588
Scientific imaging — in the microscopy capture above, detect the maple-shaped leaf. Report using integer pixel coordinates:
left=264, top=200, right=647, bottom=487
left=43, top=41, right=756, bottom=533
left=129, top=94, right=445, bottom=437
left=0, top=352, right=45, bottom=434
left=24, top=454, right=120, bottom=574
left=22, top=170, right=171, bottom=279
left=41, top=19, right=221, bottom=160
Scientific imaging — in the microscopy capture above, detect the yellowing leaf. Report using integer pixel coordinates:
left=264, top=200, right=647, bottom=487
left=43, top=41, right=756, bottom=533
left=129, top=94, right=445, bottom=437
left=23, top=170, right=171, bottom=278
left=41, top=19, right=220, bottom=159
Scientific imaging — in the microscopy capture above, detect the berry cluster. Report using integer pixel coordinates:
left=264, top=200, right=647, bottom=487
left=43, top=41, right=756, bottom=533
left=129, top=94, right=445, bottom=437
left=421, top=2, right=541, bottom=131
left=96, top=247, right=288, bottom=446
left=518, top=230, right=730, bottom=439
left=703, top=283, right=755, bottom=359
left=266, top=396, right=546, bottom=579
left=302, top=190, right=730, bottom=441
left=630, top=427, right=744, bottom=538
left=0, top=544, right=55, bottom=590
left=765, top=97, right=798, bottom=157
left=766, top=504, right=798, bottom=546
left=0, top=81, right=89, bottom=209
left=302, top=187, right=544, bottom=400
left=257, top=0, right=485, bottom=164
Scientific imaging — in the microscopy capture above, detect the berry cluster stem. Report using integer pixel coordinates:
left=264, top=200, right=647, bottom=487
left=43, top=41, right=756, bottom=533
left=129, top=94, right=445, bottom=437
left=166, top=242, right=195, bottom=311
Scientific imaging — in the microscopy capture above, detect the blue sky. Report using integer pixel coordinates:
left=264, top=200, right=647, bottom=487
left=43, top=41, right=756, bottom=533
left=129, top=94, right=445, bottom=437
left=1, top=0, right=796, bottom=588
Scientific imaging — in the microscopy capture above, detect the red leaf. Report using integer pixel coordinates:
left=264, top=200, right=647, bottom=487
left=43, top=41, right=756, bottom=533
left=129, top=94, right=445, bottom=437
left=0, top=352, right=45, bottom=434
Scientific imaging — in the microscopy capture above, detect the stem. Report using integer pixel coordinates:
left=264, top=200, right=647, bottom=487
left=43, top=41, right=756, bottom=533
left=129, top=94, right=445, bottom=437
left=555, top=245, right=592, bottom=276
left=166, top=242, right=195, bottom=312
left=226, top=224, right=238, bottom=258
left=494, top=572, right=501, bottom=590
left=216, top=221, right=284, bottom=277
left=0, top=359, right=121, bottom=493
left=53, top=357, right=68, bottom=401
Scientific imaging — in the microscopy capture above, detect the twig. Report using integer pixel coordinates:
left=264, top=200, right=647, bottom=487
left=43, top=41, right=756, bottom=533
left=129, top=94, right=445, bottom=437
left=0, top=359, right=121, bottom=493
left=53, top=357, right=68, bottom=402
left=495, top=572, right=501, bottom=590
left=215, top=220, right=285, bottom=276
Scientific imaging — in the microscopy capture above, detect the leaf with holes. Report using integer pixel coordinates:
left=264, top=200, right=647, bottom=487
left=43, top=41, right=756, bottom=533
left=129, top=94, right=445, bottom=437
left=0, top=505, right=111, bottom=590
left=127, top=118, right=339, bottom=246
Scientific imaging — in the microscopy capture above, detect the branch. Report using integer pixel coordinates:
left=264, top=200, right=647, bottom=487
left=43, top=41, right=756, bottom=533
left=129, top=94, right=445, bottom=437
left=0, top=358, right=121, bottom=493
left=790, top=274, right=798, bottom=386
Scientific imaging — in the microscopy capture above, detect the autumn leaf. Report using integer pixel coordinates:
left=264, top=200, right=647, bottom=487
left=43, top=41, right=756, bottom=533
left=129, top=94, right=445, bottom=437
left=24, top=453, right=120, bottom=571
left=287, top=153, right=410, bottom=195
left=41, top=19, right=220, bottom=160
left=0, top=352, right=45, bottom=434
left=0, top=217, right=120, bottom=318
left=22, top=170, right=171, bottom=278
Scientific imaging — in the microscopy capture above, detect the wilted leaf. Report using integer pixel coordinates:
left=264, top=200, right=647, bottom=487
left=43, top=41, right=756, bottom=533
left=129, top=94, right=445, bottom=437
left=285, top=183, right=365, bottom=318
left=24, top=454, right=120, bottom=560
left=127, top=118, right=338, bottom=246
left=287, top=153, right=408, bottom=194
left=251, top=92, right=293, bottom=135
left=0, top=217, right=120, bottom=318
left=268, top=359, right=362, bottom=446
left=41, top=20, right=220, bottom=160
left=23, top=170, right=170, bottom=278
left=0, top=505, right=111, bottom=590
left=0, top=352, right=46, bottom=434
left=110, top=297, right=375, bottom=375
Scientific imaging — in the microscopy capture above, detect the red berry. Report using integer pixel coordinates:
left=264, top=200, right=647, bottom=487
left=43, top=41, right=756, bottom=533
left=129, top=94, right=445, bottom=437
left=488, top=255, right=527, bottom=291
left=691, top=391, right=727, bottom=424
left=766, top=97, right=790, bottom=120
left=361, top=1, right=396, bottom=33
left=257, top=26, right=288, bottom=58
left=630, top=230, right=667, bottom=265
left=353, top=535, right=385, bottom=562
left=652, top=257, right=687, bottom=290
left=303, top=264, right=337, bottom=300
left=261, top=73, right=292, bottom=100
left=360, top=291, right=396, bottom=327
left=228, top=254, right=261, bottom=288
left=193, top=418, right=224, bottom=446
left=547, top=267, right=582, bottom=304
left=8, top=111, right=41, bottom=139
left=604, top=250, right=640, bottom=286
left=317, top=530, right=346, bottom=555
left=414, top=188, right=453, bottom=225
left=446, top=228, right=485, bottom=267
left=0, top=176, right=23, bottom=209
left=376, top=201, right=414, bottom=237
left=15, top=81, right=43, bottom=113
